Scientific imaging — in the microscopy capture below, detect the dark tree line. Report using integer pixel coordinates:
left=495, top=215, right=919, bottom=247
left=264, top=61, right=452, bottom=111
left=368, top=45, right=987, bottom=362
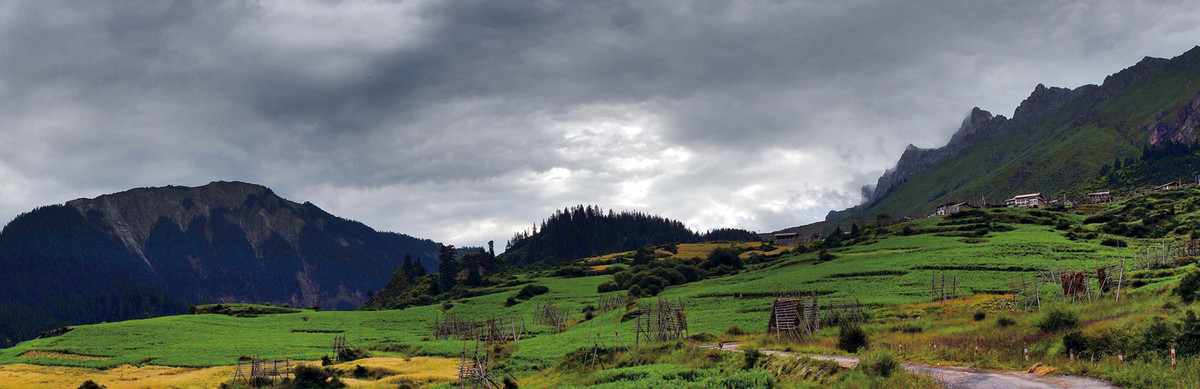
left=501, top=205, right=756, bottom=265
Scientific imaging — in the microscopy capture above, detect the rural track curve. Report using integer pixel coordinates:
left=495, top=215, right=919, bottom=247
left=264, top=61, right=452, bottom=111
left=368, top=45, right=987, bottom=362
left=700, top=343, right=1116, bottom=389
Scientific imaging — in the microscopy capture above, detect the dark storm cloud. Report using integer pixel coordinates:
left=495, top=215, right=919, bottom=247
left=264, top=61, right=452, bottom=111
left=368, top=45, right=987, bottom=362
left=1, top=0, right=1199, bottom=244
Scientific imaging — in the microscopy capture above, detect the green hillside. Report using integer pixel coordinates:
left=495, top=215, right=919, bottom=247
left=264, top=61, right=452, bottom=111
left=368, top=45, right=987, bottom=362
left=9, top=191, right=1200, bottom=387
left=834, top=46, right=1200, bottom=223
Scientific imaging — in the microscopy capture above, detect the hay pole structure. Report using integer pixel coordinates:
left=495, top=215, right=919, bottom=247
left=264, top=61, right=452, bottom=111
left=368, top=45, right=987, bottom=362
left=433, top=314, right=525, bottom=343
left=233, top=358, right=293, bottom=384
left=457, top=339, right=501, bottom=389
left=633, top=297, right=688, bottom=347
left=930, top=271, right=958, bottom=303
left=332, top=335, right=353, bottom=362
left=597, top=294, right=632, bottom=313
left=766, top=293, right=820, bottom=341
left=533, top=302, right=571, bottom=332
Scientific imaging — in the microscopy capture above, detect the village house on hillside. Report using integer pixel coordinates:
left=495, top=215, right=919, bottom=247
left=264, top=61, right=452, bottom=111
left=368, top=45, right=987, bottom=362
left=773, top=232, right=821, bottom=246
left=1087, top=191, right=1112, bottom=203
left=935, top=202, right=975, bottom=216
left=1005, top=193, right=1046, bottom=208
left=1157, top=182, right=1179, bottom=191
left=773, top=232, right=802, bottom=246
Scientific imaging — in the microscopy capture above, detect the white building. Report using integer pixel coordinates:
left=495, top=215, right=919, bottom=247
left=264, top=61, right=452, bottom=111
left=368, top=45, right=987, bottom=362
left=1005, top=193, right=1045, bottom=208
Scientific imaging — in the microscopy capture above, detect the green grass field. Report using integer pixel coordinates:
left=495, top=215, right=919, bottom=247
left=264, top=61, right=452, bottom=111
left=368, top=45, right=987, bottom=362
left=4, top=200, right=1200, bottom=387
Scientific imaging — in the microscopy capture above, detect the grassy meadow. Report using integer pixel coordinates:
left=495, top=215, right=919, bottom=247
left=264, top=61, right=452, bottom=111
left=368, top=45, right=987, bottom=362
left=4, top=195, right=1200, bottom=387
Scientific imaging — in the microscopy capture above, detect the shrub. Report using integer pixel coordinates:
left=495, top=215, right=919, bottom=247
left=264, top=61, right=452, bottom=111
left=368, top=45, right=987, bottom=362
left=311, top=305, right=322, bottom=311
left=517, top=284, right=549, bottom=300
left=294, top=365, right=346, bottom=388
left=837, top=322, right=868, bottom=353
left=353, top=364, right=369, bottom=378
left=997, top=317, right=1016, bottom=327
left=597, top=280, right=619, bottom=293
left=78, top=381, right=105, bottom=389
left=742, top=348, right=762, bottom=370
left=1100, top=238, right=1128, bottom=247
left=1175, top=270, right=1200, bottom=303
left=1036, top=307, right=1078, bottom=332
left=726, top=325, right=746, bottom=336
left=707, top=247, right=744, bottom=269
left=818, top=249, right=837, bottom=262
left=973, top=311, right=987, bottom=321
left=503, top=376, right=520, bottom=389
left=505, top=296, right=520, bottom=307
left=321, top=355, right=333, bottom=366
left=860, top=351, right=899, bottom=377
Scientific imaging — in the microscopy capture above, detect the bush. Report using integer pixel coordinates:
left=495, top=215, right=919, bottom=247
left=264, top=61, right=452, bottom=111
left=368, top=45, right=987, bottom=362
left=321, top=355, right=333, bottom=366
left=1175, top=270, right=1200, bottom=303
left=707, top=247, right=744, bottom=269
left=1036, top=308, right=1078, bottom=332
left=860, top=351, right=899, bottom=378
left=353, top=364, right=369, bottom=378
left=294, top=365, right=346, bottom=388
left=726, top=325, right=746, bottom=336
left=597, top=280, right=619, bottom=293
left=1100, top=238, right=1128, bottom=247
left=311, top=305, right=322, bottom=311
left=742, top=348, right=762, bottom=370
left=837, top=322, right=868, bottom=353
left=503, top=376, right=520, bottom=389
left=78, top=381, right=105, bottom=389
left=997, top=317, right=1016, bottom=327
left=818, top=249, right=837, bottom=262
left=505, top=296, right=520, bottom=307
left=517, top=284, right=549, bottom=300
left=973, top=311, right=987, bottom=321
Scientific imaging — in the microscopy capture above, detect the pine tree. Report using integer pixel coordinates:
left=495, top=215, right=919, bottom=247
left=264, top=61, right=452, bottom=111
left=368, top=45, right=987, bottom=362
left=850, top=223, right=861, bottom=238
left=437, top=245, right=458, bottom=292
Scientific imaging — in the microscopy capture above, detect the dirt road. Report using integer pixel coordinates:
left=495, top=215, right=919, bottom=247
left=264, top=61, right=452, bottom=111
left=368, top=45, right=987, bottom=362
left=702, top=343, right=1116, bottom=389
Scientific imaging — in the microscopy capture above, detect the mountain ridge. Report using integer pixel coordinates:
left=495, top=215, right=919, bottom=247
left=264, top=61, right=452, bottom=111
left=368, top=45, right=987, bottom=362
left=833, top=45, right=1200, bottom=225
left=0, top=181, right=441, bottom=346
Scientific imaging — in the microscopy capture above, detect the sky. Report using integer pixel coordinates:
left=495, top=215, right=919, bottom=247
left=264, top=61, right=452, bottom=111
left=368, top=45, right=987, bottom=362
left=1, top=0, right=1199, bottom=249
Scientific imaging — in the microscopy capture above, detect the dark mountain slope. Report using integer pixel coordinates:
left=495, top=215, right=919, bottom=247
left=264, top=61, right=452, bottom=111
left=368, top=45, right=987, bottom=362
left=832, top=46, right=1200, bottom=223
left=0, top=181, right=439, bottom=346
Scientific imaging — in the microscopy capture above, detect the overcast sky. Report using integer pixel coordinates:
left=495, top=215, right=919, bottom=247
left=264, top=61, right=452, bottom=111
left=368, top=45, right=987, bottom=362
left=1, top=0, right=1198, bottom=248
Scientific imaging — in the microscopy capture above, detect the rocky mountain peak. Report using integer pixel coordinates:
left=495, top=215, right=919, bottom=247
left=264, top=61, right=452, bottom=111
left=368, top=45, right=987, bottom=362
left=66, top=181, right=308, bottom=263
left=1012, top=84, right=1077, bottom=124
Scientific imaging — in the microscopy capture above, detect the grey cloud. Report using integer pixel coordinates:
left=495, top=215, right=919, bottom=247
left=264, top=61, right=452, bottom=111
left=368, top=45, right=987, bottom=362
left=1, top=0, right=1199, bottom=245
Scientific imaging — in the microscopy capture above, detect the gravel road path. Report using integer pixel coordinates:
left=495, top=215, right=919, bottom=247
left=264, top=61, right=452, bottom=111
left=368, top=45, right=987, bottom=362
left=701, top=343, right=1116, bottom=389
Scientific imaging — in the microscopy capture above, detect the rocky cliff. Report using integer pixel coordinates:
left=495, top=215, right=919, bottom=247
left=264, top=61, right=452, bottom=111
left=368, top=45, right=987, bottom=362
left=0, top=181, right=440, bottom=346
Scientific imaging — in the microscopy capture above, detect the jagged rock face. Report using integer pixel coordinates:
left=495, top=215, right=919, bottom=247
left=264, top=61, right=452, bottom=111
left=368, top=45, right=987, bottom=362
left=0, top=181, right=440, bottom=345
left=67, top=182, right=307, bottom=269
left=1147, top=91, right=1200, bottom=145
left=1012, top=84, right=1078, bottom=124
left=1097, top=56, right=1170, bottom=99
left=861, top=52, right=1180, bottom=206
left=864, top=108, right=1009, bottom=203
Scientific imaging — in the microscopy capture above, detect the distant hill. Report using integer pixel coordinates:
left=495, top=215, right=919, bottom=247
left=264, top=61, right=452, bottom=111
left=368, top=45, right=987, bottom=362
left=500, top=205, right=757, bottom=265
left=830, top=45, right=1200, bottom=224
left=0, top=181, right=440, bottom=346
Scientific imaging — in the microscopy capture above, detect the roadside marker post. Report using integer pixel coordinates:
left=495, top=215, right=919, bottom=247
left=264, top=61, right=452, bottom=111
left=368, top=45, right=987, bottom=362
left=973, top=341, right=978, bottom=357
left=898, top=342, right=904, bottom=354
left=1118, top=350, right=1123, bottom=363
left=1023, top=343, right=1028, bottom=361
left=932, top=340, right=937, bottom=350
left=1069, top=348, right=1075, bottom=361
left=1171, top=345, right=1176, bottom=370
